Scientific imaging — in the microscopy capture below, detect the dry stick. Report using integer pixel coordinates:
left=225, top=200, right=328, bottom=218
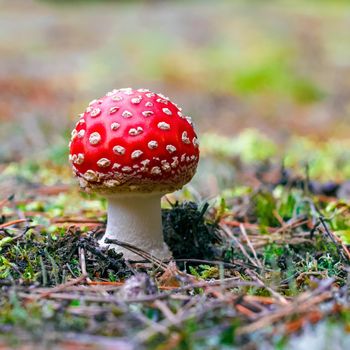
left=0, top=195, right=13, bottom=208
left=86, top=281, right=185, bottom=291
left=52, top=284, right=278, bottom=305
left=136, top=299, right=227, bottom=343
left=87, top=281, right=124, bottom=287
left=46, top=278, right=255, bottom=292
left=246, top=269, right=289, bottom=305
left=221, top=224, right=260, bottom=268
left=246, top=218, right=310, bottom=250
left=319, top=216, right=350, bottom=262
left=39, top=255, right=48, bottom=287
left=236, top=291, right=332, bottom=335
left=272, top=210, right=288, bottom=243
left=0, top=219, right=29, bottom=229
left=238, top=299, right=267, bottom=313
left=36, top=185, right=70, bottom=196
left=239, top=224, right=263, bottom=268
left=93, top=278, right=257, bottom=294
left=221, top=220, right=276, bottom=233
left=243, top=295, right=280, bottom=305
left=253, top=237, right=312, bottom=250
left=271, top=218, right=309, bottom=235
left=154, top=300, right=178, bottom=323
left=79, top=247, right=92, bottom=283
left=273, top=209, right=286, bottom=229
left=53, top=218, right=103, bottom=224
left=21, top=279, right=259, bottom=304
left=174, top=258, right=275, bottom=272
left=0, top=226, right=31, bottom=247
left=37, top=274, right=88, bottom=299
left=237, top=279, right=334, bottom=334
left=235, top=304, right=257, bottom=318
left=20, top=291, right=172, bottom=304
left=221, top=217, right=308, bottom=235
left=104, top=238, right=174, bottom=272
left=133, top=310, right=170, bottom=335
left=55, top=223, right=101, bottom=229
left=149, top=296, right=212, bottom=341
left=0, top=198, right=8, bottom=208
left=35, top=284, right=123, bottom=294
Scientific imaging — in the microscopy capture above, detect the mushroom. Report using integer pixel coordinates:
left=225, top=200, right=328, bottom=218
left=69, top=88, right=200, bottom=260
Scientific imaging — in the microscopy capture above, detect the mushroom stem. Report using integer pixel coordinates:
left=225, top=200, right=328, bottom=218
left=100, top=193, right=171, bottom=260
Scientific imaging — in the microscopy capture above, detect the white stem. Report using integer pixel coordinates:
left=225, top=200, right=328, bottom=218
left=99, top=194, right=171, bottom=260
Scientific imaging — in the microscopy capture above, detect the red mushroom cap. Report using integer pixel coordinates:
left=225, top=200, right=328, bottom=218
left=69, top=88, right=199, bottom=194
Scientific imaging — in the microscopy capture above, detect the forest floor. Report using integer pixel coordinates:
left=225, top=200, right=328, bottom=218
left=1, top=133, right=350, bottom=349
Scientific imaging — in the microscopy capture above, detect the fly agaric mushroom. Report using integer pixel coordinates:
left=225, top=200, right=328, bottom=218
left=69, top=88, right=199, bottom=260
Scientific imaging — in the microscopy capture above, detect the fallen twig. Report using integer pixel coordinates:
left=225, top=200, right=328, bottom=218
left=319, top=216, right=350, bottom=262
left=0, top=219, right=29, bottom=229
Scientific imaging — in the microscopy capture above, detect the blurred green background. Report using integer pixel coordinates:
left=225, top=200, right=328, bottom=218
left=1, top=0, right=350, bottom=189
